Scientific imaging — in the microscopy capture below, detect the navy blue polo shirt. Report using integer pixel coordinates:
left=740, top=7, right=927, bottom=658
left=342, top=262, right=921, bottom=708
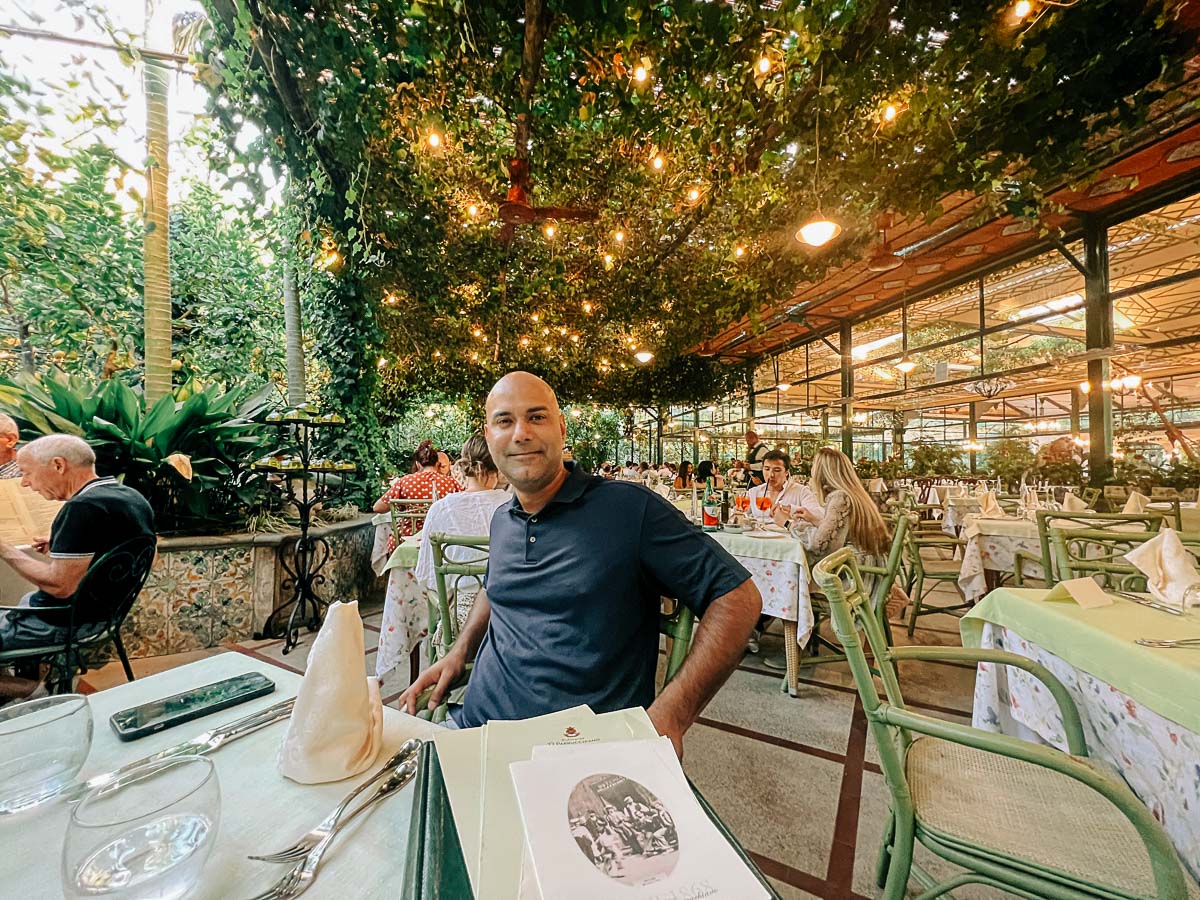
left=457, top=462, right=751, bottom=727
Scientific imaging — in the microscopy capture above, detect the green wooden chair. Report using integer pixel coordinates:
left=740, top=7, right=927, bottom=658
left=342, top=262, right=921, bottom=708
left=903, top=525, right=971, bottom=636
left=428, top=532, right=489, bottom=662
left=1012, top=510, right=1165, bottom=588
left=811, top=548, right=1191, bottom=900
left=1080, top=486, right=1102, bottom=509
left=1050, top=527, right=1200, bottom=592
left=388, top=494, right=439, bottom=546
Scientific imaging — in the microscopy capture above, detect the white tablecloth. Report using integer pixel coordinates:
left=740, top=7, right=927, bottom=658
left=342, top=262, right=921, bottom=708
left=971, top=623, right=1200, bottom=883
left=0, top=652, right=438, bottom=899
left=708, top=531, right=813, bottom=644
left=957, top=516, right=1041, bottom=602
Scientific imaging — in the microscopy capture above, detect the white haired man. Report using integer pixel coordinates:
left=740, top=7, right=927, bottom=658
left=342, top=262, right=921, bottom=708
left=0, top=434, right=154, bottom=651
left=0, top=414, right=20, bottom=479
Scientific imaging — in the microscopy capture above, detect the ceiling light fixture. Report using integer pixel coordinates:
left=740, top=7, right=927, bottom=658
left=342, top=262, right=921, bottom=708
left=634, top=349, right=655, bottom=364
left=796, top=218, right=842, bottom=248
left=895, top=297, right=916, bottom=375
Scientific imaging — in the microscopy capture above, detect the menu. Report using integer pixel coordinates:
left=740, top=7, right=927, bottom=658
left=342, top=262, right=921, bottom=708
left=0, top=478, right=61, bottom=546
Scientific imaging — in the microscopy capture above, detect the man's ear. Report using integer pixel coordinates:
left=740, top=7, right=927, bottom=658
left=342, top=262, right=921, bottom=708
left=558, top=413, right=566, bottom=439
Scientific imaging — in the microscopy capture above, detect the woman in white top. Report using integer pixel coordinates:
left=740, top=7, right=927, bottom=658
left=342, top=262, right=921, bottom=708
left=744, top=450, right=822, bottom=523
left=414, top=433, right=510, bottom=636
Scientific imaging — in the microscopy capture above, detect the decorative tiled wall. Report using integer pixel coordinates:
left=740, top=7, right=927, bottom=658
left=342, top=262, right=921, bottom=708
left=97, top=515, right=382, bottom=661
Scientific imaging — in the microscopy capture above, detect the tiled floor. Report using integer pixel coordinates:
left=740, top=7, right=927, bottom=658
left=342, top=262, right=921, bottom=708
left=77, top=573, right=996, bottom=899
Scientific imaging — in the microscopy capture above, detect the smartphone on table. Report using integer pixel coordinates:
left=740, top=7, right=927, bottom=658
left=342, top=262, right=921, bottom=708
left=109, top=672, right=276, bottom=741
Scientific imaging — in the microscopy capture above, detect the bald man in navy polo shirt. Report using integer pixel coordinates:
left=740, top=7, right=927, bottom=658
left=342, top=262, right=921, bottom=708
left=400, top=372, right=761, bottom=755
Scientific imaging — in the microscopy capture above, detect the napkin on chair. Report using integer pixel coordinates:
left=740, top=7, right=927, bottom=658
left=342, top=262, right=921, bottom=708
left=278, top=601, right=384, bottom=784
left=1125, top=528, right=1200, bottom=609
left=977, top=491, right=1003, bottom=518
left=1061, top=491, right=1087, bottom=512
left=1123, top=491, right=1150, bottom=514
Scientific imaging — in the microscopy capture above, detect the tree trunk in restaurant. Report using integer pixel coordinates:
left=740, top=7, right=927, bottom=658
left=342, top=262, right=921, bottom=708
left=282, top=255, right=306, bottom=406
left=142, top=15, right=172, bottom=404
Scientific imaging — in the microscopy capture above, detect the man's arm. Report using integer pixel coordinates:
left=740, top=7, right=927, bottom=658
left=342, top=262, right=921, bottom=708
left=647, top=577, right=761, bottom=756
left=0, top=542, right=91, bottom=600
left=399, top=589, right=492, bottom=714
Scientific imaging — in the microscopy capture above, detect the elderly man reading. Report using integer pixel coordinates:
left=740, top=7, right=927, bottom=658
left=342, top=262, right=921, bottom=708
left=401, top=372, right=761, bottom=754
left=0, top=435, right=154, bottom=651
left=0, top=414, right=20, bottom=479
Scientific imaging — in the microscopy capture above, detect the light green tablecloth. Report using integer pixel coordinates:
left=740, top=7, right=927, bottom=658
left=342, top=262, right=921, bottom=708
left=384, top=531, right=423, bottom=572
left=709, top=530, right=808, bottom=565
left=962, top=587, right=1200, bottom=733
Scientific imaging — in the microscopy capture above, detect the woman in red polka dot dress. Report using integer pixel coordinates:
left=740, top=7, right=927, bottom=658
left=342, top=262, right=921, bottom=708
left=373, top=440, right=461, bottom=552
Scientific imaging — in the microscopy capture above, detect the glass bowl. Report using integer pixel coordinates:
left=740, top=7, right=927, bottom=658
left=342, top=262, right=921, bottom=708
left=0, top=693, right=92, bottom=815
left=63, top=756, right=220, bottom=900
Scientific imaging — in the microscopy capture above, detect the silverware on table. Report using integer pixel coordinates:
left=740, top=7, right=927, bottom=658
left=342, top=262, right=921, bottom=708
left=245, top=758, right=420, bottom=900
left=1112, top=591, right=1185, bottom=617
left=1135, top=637, right=1200, bottom=648
left=52, top=698, right=297, bottom=805
left=248, top=739, right=423, bottom=863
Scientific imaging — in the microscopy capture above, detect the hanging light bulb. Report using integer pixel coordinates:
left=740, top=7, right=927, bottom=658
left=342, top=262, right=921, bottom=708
left=650, top=153, right=665, bottom=171
left=1078, top=381, right=1091, bottom=394
left=613, top=230, right=625, bottom=244
left=426, top=130, right=443, bottom=149
left=776, top=382, right=791, bottom=392
left=734, top=244, right=746, bottom=258
left=895, top=355, right=917, bottom=374
left=634, top=349, right=655, bottom=364
left=543, top=223, right=556, bottom=239
left=634, top=64, right=648, bottom=83
left=757, top=56, right=771, bottom=74
left=1013, top=0, right=1033, bottom=19
left=466, top=203, right=479, bottom=217
left=867, top=217, right=903, bottom=272
left=882, top=103, right=898, bottom=123
left=796, top=218, right=842, bottom=248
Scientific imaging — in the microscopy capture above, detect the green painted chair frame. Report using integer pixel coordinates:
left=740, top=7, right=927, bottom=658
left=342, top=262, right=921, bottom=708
left=1050, top=527, right=1200, bottom=592
left=1012, top=511, right=1165, bottom=588
left=802, top=512, right=911, bottom=670
left=388, top=494, right=439, bottom=547
left=1080, top=486, right=1102, bottom=509
left=812, top=548, right=1190, bottom=900
left=429, top=532, right=490, bottom=662
left=903, top=525, right=971, bottom=636
left=0, top=535, right=157, bottom=693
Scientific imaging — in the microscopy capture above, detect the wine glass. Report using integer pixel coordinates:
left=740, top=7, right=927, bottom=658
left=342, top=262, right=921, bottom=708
left=63, top=756, right=220, bottom=900
left=0, top=694, right=92, bottom=816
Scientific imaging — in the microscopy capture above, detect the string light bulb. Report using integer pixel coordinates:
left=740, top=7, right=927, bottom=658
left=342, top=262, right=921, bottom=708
left=882, top=103, right=898, bottom=123
left=734, top=245, right=746, bottom=258
left=757, top=56, right=771, bottom=74
left=426, top=130, right=443, bottom=149
left=603, top=253, right=615, bottom=270
left=543, top=223, right=556, bottom=239
left=519, top=337, right=530, bottom=347
left=1013, top=0, right=1033, bottom=19
left=581, top=301, right=593, bottom=314
left=613, top=230, right=625, bottom=244
left=634, top=64, right=648, bottom=83
left=467, top=203, right=478, bottom=217
left=650, top=154, right=665, bottom=171
left=1078, top=381, right=1091, bottom=394
left=687, top=186, right=701, bottom=203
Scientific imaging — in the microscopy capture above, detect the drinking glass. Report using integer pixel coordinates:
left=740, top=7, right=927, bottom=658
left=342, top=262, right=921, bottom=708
left=63, top=756, right=220, bottom=900
left=755, top=496, right=772, bottom=511
left=0, top=694, right=92, bottom=816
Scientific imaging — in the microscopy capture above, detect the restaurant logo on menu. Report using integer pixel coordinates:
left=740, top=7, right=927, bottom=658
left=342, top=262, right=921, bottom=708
left=564, top=726, right=580, bottom=738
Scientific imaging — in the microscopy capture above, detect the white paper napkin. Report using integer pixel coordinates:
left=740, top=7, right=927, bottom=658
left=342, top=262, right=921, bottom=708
left=278, top=601, right=384, bottom=783
left=1125, top=528, right=1200, bottom=609
left=1061, top=491, right=1087, bottom=512
left=1123, top=491, right=1150, bottom=514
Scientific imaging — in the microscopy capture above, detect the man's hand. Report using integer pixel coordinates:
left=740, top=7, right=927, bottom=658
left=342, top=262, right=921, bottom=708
left=646, top=704, right=686, bottom=759
left=398, top=648, right=467, bottom=716
left=771, top=504, right=792, bottom=528
left=796, top=507, right=821, bottom=525
left=30, top=537, right=49, bottom=555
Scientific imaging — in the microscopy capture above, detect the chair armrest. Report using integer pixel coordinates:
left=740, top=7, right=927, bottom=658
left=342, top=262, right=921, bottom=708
left=888, top=646, right=1086, bottom=755
left=880, top=705, right=1188, bottom=898
left=412, top=666, right=472, bottom=721
left=0, top=603, right=69, bottom=613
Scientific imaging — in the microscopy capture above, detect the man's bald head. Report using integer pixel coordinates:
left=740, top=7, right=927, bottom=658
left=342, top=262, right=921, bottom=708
left=485, top=371, right=560, bottom=418
left=484, top=371, right=567, bottom=497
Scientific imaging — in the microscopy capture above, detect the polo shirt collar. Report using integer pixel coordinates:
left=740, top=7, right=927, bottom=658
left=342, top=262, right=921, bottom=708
left=507, top=461, right=591, bottom=516
left=72, top=475, right=116, bottom=500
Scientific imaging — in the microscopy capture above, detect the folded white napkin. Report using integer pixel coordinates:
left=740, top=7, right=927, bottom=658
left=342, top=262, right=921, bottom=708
left=1061, top=491, right=1087, bottom=512
left=1123, top=491, right=1150, bottom=514
left=977, top=491, right=1003, bottom=518
left=1125, top=528, right=1200, bottom=609
left=278, top=601, right=384, bottom=783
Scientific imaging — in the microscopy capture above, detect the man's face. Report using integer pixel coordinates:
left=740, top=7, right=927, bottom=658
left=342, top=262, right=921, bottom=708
left=484, top=373, right=567, bottom=493
left=763, top=458, right=788, bottom=489
left=436, top=451, right=452, bottom=476
left=745, top=432, right=757, bottom=449
left=18, top=453, right=70, bottom=500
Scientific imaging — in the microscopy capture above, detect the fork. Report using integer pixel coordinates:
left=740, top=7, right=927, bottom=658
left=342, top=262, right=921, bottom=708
left=248, top=738, right=423, bottom=863
left=1135, top=637, right=1200, bottom=648
left=244, top=758, right=420, bottom=900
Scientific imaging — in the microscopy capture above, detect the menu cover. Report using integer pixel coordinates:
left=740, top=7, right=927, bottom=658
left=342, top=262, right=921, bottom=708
left=510, top=738, right=771, bottom=900
left=0, top=478, right=60, bottom=546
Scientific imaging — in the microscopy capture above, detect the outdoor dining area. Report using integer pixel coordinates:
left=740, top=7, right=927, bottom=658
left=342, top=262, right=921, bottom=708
left=3, top=0, right=1200, bottom=898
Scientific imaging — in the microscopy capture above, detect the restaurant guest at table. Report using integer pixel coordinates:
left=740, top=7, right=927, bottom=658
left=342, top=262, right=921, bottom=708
left=744, top=451, right=821, bottom=523
left=773, top=447, right=889, bottom=561
left=0, top=435, right=155, bottom=651
left=673, top=460, right=694, bottom=489
left=0, top=414, right=21, bottom=479
left=413, top=433, right=509, bottom=638
left=695, top=460, right=724, bottom=489
left=400, top=371, right=761, bottom=755
left=373, top=440, right=461, bottom=551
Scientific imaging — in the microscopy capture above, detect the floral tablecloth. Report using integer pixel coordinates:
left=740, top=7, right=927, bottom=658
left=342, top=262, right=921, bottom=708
left=957, top=516, right=1041, bottom=602
left=708, top=531, right=813, bottom=644
left=941, top=497, right=981, bottom=535
left=373, top=522, right=429, bottom=683
left=968, top=621, right=1200, bottom=882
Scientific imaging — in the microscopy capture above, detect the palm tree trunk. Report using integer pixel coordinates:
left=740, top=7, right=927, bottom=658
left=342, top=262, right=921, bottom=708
left=142, top=0, right=172, bottom=403
left=282, top=256, right=306, bottom=405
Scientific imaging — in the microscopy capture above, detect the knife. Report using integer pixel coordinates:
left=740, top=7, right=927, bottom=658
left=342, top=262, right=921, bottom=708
left=1112, top=590, right=1184, bottom=617
left=53, top=697, right=296, bottom=806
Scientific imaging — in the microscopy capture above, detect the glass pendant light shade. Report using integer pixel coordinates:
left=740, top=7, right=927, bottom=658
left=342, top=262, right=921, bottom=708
left=796, top=218, right=842, bottom=248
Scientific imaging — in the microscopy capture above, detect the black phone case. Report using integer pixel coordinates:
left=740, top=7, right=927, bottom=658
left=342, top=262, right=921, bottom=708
left=109, top=674, right=276, bottom=741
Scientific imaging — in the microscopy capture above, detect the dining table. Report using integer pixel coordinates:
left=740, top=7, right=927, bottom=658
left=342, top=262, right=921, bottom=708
left=940, top=495, right=981, bottom=535
left=957, top=514, right=1042, bottom=602
left=962, top=588, right=1200, bottom=883
left=1150, top=500, right=1200, bottom=532
left=371, top=512, right=430, bottom=685
left=0, top=652, right=439, bottom=899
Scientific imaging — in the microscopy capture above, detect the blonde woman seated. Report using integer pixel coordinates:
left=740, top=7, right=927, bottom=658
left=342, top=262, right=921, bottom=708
left=414, top=433, right=509, bottom=639
left=772, top=447, right=889, bottom=562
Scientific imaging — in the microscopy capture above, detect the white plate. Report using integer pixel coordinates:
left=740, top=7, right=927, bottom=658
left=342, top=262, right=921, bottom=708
left=744, top=530, right=789, bottom=539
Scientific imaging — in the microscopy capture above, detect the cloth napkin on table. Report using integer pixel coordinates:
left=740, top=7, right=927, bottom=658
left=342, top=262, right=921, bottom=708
left=278, top=600, right=384, bottom=784
left=1061, top=491, right=1087, bottom=512
left=1125, top=528, right=1200, bottom=609
left=1123, top=491, right=1150, bottom=514
left=977, top=491, right=1004, bottom=518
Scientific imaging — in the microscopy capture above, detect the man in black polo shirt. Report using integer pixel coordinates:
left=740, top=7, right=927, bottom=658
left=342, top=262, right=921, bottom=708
left=0, top=434, right=154, bottom=650
left=401, top=372, right=761, bottom=754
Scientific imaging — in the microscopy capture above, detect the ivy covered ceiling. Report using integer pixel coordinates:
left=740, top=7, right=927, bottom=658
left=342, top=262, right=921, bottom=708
left=200, top=0, right=1195, bottom=413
